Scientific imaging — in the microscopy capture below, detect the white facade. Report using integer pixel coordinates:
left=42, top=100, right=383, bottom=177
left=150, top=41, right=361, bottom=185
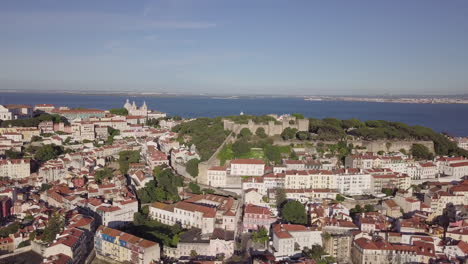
left=207, top=166, right=227, bottom=187
left=272, top=224, right=322, bottom=260
left=230, top=159, right=265, bottom=176
left=0, top=159, right=30, bottom=179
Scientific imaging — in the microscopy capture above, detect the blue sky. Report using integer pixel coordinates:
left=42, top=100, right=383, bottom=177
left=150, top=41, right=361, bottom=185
left=1, top=0, right=467, bottom=95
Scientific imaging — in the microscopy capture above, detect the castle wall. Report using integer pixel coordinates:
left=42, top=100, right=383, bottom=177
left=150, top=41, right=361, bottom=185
left=223, top=117, right=309, bottom=137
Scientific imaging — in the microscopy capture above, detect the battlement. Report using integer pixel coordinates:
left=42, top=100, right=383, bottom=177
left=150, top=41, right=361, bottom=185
left=223, top=117, right=309, bottom=136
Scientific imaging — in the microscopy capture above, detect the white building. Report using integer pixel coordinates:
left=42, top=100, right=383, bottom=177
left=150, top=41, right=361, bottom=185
left=0, top=159, right=30, bottom=179
left=94, top=199, right=138, bottom=228
left=149, top=194, right=239, bottom=235
left=272, top=224, right=322, bottom=260
left=207, top=166, right=227, bottom=187
left=95, top=225, right=160, bottom=264
left=230, top=159, right=265, bottom=176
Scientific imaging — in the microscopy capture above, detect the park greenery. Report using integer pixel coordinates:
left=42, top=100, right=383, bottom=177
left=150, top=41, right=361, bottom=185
left=186, top=158, right=200, bottom=177
left=136, top=166, right=184, bottom=203
left=33, top=144, right=65, bottom=163
left=107, top=127, right=120, bottom=144
left=176, top=115, right=468, bottom=167
left=0, top=113, right=69, bottom=128
left=118, top=150, right=140, bottom=174
left=26, top=213, right=64, bottom=243
left=281, top=200, right=307, bottom=224
left=94, top=167, right=114, bottom=184
left=350, top=204, right=375, bottom=214
left=411, top=143, right=434, bottom=160
left=188, top=182, right=202, bottom=194
left=0, top=222, right=20, bottom=238
left=252, top=226, right=269, bottom=245
left=308, top=117, right=468, bottom=157
left=4, top=149, right=23, bottom=159
left=109, top=108, right=128, bottom=116
left=172, top=117, right=230, bottom=161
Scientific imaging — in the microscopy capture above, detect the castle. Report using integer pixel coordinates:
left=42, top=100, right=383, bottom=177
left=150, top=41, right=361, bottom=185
left=223, top=116, right=309, bottom=136
left=124, top=99, right=148, bottom=116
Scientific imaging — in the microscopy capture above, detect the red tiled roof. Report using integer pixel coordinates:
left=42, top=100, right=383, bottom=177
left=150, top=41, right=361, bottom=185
left=231, top=159, right=265, bottom=165
left=449, top=161, right=468, bottom=167
left=244, top=204, right=271, bottom=215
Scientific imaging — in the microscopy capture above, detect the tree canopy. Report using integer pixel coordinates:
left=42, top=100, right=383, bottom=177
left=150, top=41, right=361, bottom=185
left=281, top=200, right=307, bottom=224
left=137, top=166, right=184, bottom=203
left=109, top=108, right=128, bottom=116
left=172, top=118, right=230, bottom=161
left=94, top=167, right=114, bottom=184
left=411, top=144, right=434, bottom=160
left=118, top=150, right=140, bottom=174
left=255, top=127, right=268, bottom=138
left=252, top=226, right=269, bottom=244
left=281, top=127, right=298, bottom=140
left=34, top=144, right=64, bottom=163
left=0, top=113, right=69, bottom=128
left=186, top=158, right=200, bottom=177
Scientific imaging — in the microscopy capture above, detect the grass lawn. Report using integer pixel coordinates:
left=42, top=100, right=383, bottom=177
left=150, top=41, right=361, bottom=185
left=219, top=145, right=266, bottom=165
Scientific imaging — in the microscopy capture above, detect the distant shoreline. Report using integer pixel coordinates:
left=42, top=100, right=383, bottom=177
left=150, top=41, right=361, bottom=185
left=304, top=97, right=468, bottom=105
left=1, top=90, right=468, bottom=104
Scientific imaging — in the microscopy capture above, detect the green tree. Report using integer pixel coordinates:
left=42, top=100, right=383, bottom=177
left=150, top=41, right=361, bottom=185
left=290, top=150, right=298, bottom=160
left=232, top=139, right=251, bottom=157
left=382, top=188, right=394, bottom=196
left=42, top=213, right=64, bottom=243
left=281, top=127, right=298, bottom=140
left=296, top=131, right=309, bottom=140
left=17, top=240, right=31, bottom=248
left=291, top=113, right=305, bottom=119
left=275, top=188, right=287, bottom=209
left=172, top=118, right=230, bottom=161
left=265, top=145, right=281, bottom=163
left=411, top=144, right=433, bottom=160
left=281, top=200, right=307, bottom=224
left=350, top=205, right=365, bottom=214
left=238, top=128, right=252, bottom=139
left=94, top=167, right=114, bottom=184
left=34, top=144, right=64, bottom=163
left=255, top=127, right=268, bottom=138
left=107, top=127, right=120, bottom=144
left=335, top=194, right=345, bottom=202
left=146, top=118, right=160, bottom=127
left=303, top=245, right=326, bottom=261
left=189, top=182, right=202, bottom=194
left=341, top=118, right=364, bottom=129
left=5, top=149, right=23, bottom=159
left=118, top=150, right=140, bottom=174
left=252, top=226, right=269, bottom=246
left=364, top=204, right=375, bottom=212
left=109, top=108, right=129, bottom=116
left=40, top=183, right=52, bottom=192
left=0, top=222, right=20, bottom=238
left=186, top=159, right=200, bottom=177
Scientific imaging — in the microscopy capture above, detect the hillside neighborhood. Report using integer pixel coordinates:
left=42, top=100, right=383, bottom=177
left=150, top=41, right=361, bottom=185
left=0, top=101, right=467, bottom=264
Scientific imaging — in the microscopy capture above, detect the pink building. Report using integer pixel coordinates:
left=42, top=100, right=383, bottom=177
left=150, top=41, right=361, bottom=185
left=243, top=204, right=276, bottom=232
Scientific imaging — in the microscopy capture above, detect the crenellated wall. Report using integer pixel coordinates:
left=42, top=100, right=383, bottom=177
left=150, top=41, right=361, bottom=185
left=223, top=117, right=309, bottom=136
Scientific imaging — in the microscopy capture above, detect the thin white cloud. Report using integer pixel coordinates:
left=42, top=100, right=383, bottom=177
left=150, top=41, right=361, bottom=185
left=0, top=11, right=216, bottom=32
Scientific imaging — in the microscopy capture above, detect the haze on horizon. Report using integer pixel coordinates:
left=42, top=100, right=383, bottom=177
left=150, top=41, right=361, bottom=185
left=1, top=0, right=467, bottom=96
